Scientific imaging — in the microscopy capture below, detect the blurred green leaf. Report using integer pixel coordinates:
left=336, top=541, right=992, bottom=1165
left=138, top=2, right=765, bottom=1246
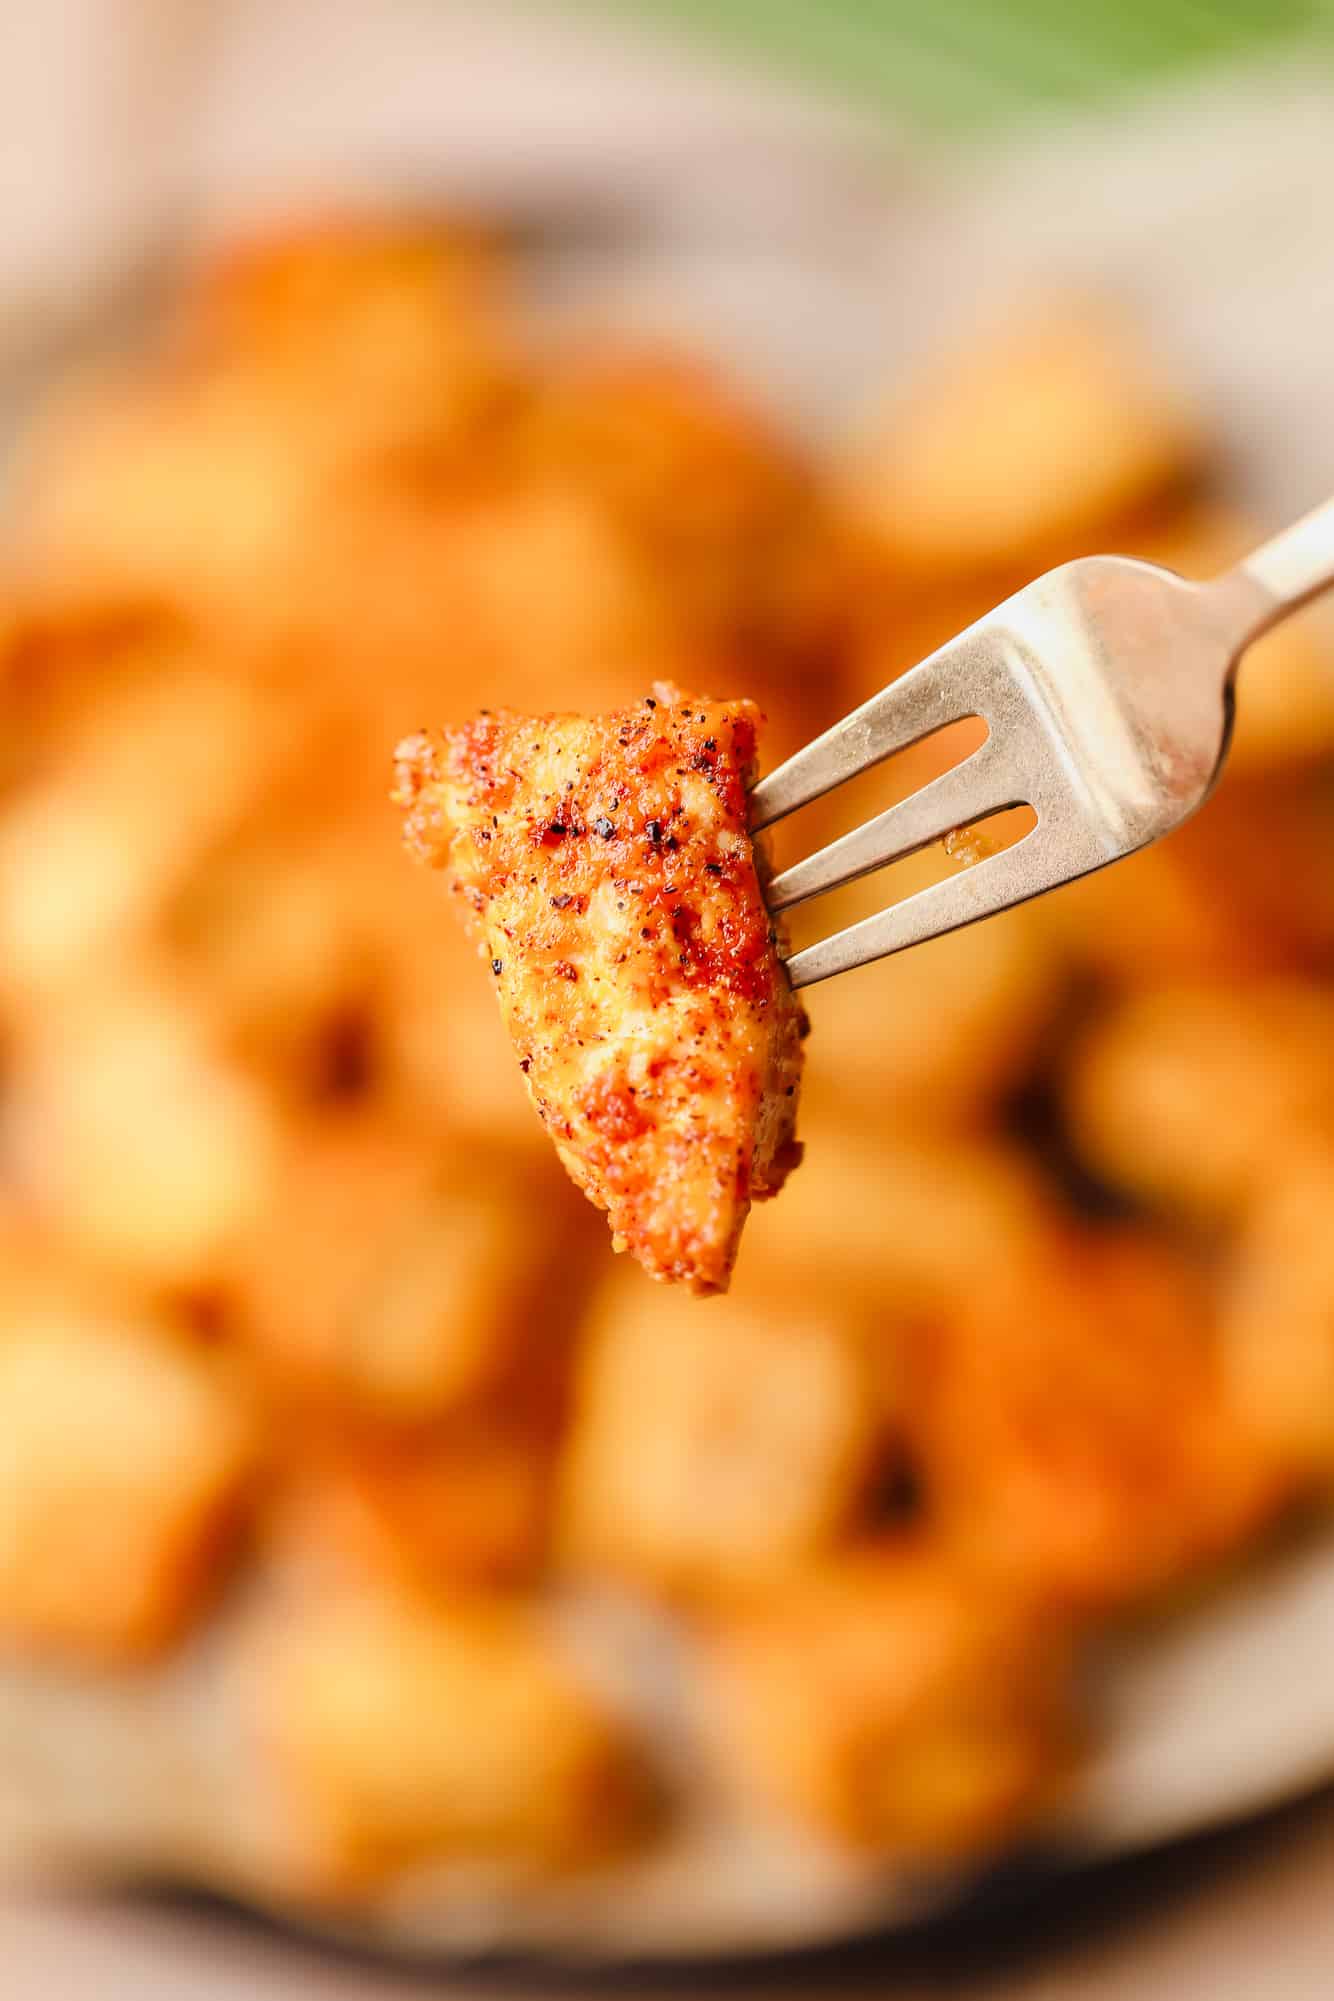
left=582, top=0, right=1334, bottom=131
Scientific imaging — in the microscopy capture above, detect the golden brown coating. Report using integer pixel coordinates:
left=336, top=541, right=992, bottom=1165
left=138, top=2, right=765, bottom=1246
left=394, top=686, right=806, bottom=1292
left=258, top=1584, right=655, bottom=1897
left=706, top=1545, right=1071, bottom=1858
left=0, top=1282, right=256, bottom=1660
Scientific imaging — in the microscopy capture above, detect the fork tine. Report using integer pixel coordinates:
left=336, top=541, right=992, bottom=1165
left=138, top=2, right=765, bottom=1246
left=750, top=645, right=979, bottom=832
left=766, top=743, right=1013, bottom=913
left=780, top=830, right=1067, bottom=988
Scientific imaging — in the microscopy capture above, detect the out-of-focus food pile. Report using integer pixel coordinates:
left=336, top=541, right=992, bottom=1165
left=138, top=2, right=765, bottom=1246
left=1, top=216, right=1333, bottom=1947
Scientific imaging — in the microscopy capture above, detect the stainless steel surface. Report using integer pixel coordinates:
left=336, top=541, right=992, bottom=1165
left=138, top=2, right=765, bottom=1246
left=1241, top=494, right=1334, bottom=618
left=754, top=510, right=1334, bottom=987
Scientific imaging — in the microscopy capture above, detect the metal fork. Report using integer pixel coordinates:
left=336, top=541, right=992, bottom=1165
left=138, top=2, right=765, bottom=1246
left=752, top=497, right=1334, bottom=987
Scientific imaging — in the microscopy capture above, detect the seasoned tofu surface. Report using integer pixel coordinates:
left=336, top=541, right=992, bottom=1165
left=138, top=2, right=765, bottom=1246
left=394, top=684, right=806, bottom=1291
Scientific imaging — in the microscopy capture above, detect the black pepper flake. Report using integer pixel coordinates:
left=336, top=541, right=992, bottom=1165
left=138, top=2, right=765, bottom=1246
left=593, top=816, right=616, bottom=839
left=640, top=926, right=653, bottom=940
left=491, top=958, right=503, bottom=975
left=645, top=696, right=657, bottom=708
left=704, top=860, right=722, bottom=876
left=646, top=818, right=664, bottom=846
left=703, top=736, right=717, bottom=751
left=520, top=1056, right=532, bottom=1074
left=665, top=834, right=679, bottom=851
left=550, top=892, right=574, bottom=909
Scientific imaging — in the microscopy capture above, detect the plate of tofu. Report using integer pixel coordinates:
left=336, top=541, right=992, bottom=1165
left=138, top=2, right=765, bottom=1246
left=2, top=31, right=1334, bottom=1960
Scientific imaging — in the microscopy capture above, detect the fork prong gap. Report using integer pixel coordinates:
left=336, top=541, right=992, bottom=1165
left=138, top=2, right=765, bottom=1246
left=781, top=827, right=1049, bottom=987
left=750, top=654, right=979, bottom=832
left=767, top=743, right=1011, bottom=914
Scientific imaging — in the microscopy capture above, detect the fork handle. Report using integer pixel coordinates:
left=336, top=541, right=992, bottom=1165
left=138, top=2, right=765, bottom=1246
left=1227, top=495, right=1334, bottom=643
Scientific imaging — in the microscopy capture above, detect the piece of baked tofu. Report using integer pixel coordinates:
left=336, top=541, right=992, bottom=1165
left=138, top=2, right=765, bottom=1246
left=393, top=684, right=805, bottom=1291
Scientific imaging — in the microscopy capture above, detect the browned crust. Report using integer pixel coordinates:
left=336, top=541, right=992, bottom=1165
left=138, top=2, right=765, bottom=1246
left=393, top=683, right=805, bottom=1291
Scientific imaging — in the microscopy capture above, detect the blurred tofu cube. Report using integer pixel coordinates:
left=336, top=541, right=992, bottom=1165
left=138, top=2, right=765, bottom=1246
left=1221, top=1152, right=1334, bottom=1484
left=0, top=1291, right=255, bottom=1659
left=1065, top=980, right=1334, bottom=1222
left=167, top=822, right=412, bottom=1111
left=177, top=216, right=515, bottom=463
left=261, top=1586, right=653, bottom=1894
left=516, top=344, right=845, bottom=683
left=8, top=366, right=324, bottom=623
left=741, top=1124, right=1053, bottom=1316
left=1038, top=769, right=1334, bottom=983
left=11, top=972, right=281, bottom=1295
left=907, top=1229, right=1281, bottom=1612
left=0, top=656, right=289, bottom=994
left=277, top=1419, right=558, bottom=1595
left=239, top=1121, right=581, bottom=1423
left=559, top=1270, right=877, bottom=1596
left=10, top=222, right=513, bottom=628
left=796, top=877, right=1059, bottom=1136
left=706, top=1546, right=1069, bottom=1856
left=842, top=301, right=1199, bottom=576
